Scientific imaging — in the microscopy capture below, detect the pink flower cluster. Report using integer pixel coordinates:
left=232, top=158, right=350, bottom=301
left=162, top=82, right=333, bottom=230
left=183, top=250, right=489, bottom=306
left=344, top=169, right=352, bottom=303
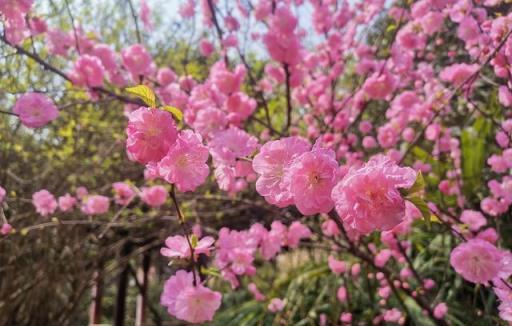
left=126, top=107, right=211, bottom=193
left=214, top=221, right=311, bottom=288
left=253, top=137, right=341, bottom=215
left=160, top=270, right=222, bottom=324
left=0, top=0, right=34, bottom=45
left=29, top=183, right=171, bottom=218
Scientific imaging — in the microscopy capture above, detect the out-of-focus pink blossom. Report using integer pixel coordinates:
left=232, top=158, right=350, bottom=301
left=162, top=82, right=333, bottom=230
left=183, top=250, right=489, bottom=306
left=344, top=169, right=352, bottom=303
left=13, top=93, right=59, bottom=128
left=32, top=189, right=57, bottom=216
left=58, top=193, right=77, bottom=212
left=121, top=44, right=153, bottom=76
left=69, top=55, right=106, bottom=88
left=140, top=185, right=167, bottom=207
left=268, top=298, right=285, bottom=312
left=112, top=182, right=136, bottom=206
left=450, top=239, right=504, bottom=284
left=81, top=195, right=110, bottom=215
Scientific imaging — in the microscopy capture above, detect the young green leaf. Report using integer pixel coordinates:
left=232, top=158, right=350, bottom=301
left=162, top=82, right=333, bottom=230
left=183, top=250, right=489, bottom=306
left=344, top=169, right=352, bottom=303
left=161, top=105, right=183, bottom=121
left=405, top=171, right=426, bottom=197
left=126, top=85, right=157, bottom=108
left=406, top=196, right=431, bottom=228
left=190, top=234, right=198, bottom=248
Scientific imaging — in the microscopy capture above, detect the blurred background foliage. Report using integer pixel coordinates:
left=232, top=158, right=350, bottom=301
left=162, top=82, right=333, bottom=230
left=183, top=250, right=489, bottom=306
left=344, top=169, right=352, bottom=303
left=1, top=0, right=511, bottom=325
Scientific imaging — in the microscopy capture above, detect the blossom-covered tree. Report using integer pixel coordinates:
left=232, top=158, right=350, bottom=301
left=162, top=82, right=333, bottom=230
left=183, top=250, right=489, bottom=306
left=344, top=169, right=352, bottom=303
left=2, top=0, right=512, bottom=325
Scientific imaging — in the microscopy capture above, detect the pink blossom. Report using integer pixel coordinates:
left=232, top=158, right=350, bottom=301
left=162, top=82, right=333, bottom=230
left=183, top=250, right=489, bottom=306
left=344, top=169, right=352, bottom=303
left=13, top=93, right=59, bottom=128
left=210, top=62, right=245, bottom=94
left=286, top=221, right=312, bottom=248
left=0, top=0, right=33, bottom=21
left=248, top=283, right=266, bottom=301
left=140, top=185, right=167, bottom=207
left=174, top=285, right=222, bottom=323
left=383, top=308, right=402, bottom=322
left=161, top=270, right=194, bottom=316
left=362, top=70, right=397, bottom=100
left=424, top=279, right=436, bottom=290
left=76, top=186, right=89, bottom=199
left=478, top=228, right=499, bottom=244
left=450, top=239, right=504, bottom=284
left=28, top=16, right=47, bottom=36
left=420, top=11, right=445, bottom=35
left=161, top=234, right=215, bottom=259
left=81, top=195, right=110, bottom=215
left=112, top=182, right=136, bottom=206
left=209, top=127, right=259, bottom=164
left=332, top=155, right=417, bottom=234
left=253, top=137, right=310, bottom=207
left=499, top=86, right=512, bottom=107
left=1, top=223, right=12, bottom=235
left=158, top=130, right=209, bottom=192
left=192, top=107, right=228, bottom=137
left=32, top=190, right=57, bottom=217
left=46, top=28, right=73, bottom=56
left=375, top=249, right=393, bottom=267
left=179, top=0, right=195, bottom=18
left=121, top=44, right=153, bottom=76
left=214, top=165, right=236, bottom=192
left=460, top=210, right=487, bottom=231
left=337, top=286, right=347, bottom=302
left=199, top=38, right=214, bottom=56
left=287, top=148, right=339, bottom=215
left=434, top=302, right=448, bottom=319
left=457, top=16, right=480, bottom=43
left=225, top=92, right=256, bottom=123
left=69, top=55, right=106, bottom=88
left=340, top=312, right=352, bottom=323
left=0, top=186, right=5, bottom=203
left=328, top=256, right=347, bottom=274
left=126, top=107, right=178, bottom=164
left=139, top=0, right=153, bottom=30
left=157, top=67, right=176, bottom=86
left=440, top=63, right=479, bottom=87
left=263, top=7, right=302, bottom=65
left=259, top=222, right=287, bottom=260
left=268, top=298, right=285, bottom=312
left=58, top=193, right=77, bottom=212
left=322, top=219, right=340, bottom=237
left=92, top=44, right=119, bottom=73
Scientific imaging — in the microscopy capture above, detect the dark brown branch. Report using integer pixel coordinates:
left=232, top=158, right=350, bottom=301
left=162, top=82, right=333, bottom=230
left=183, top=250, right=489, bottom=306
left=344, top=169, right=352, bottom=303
left=283, top=64, right=292, bottom=134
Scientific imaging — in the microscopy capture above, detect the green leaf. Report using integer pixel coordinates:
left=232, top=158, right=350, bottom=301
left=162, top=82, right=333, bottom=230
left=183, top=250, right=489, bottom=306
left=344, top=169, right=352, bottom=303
left=190, top=234, right=198, bottom=248
left=161, top=105, right=183, bottom=121
left=399, top=171, right=426, bottom=198
left=404, top=171, right=425, bottom=197
left=201, top=266, right=221, bottom=277
left=407, top=196, right=431, bottom=228
left=125, top=85, right=157, bottom=108
left=461, top=117, right=491, bottom=200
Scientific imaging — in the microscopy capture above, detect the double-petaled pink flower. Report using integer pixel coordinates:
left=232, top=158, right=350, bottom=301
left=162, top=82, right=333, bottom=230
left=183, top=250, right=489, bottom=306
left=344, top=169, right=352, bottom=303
left=331, top=155, right=417, bottom=234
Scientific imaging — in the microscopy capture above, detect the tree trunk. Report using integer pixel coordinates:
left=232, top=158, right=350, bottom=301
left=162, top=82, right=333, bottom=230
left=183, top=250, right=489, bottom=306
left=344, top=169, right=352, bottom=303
left=114, top=243, right=131, bottom=326
left=135, top=253, right=151, bottom=326
left=88, top=263, right=104, bottom=326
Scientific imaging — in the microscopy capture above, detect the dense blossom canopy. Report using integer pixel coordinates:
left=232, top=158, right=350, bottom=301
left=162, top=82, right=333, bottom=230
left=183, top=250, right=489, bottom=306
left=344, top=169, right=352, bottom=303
left=2, top=0, right=512, bottom=324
